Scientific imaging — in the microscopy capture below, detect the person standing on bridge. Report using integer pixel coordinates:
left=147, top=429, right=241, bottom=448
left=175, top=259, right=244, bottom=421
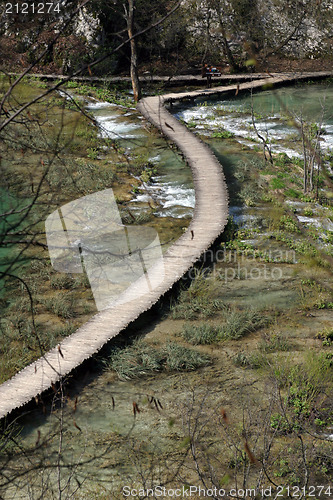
left=201, top=64, right=212, bottom=88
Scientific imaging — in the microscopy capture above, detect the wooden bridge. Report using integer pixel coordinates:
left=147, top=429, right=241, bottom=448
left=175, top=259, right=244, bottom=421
left=0, top=71, right=332, bottom=419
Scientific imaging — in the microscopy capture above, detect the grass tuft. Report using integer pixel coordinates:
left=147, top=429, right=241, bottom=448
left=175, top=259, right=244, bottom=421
left=181, top=323, right=220, bottom=345
left=164, top=342, right=211, bottom=371
left=218, top=309, right=268, bottom=340
left=105, top=339, right=210, bottom=380
left=233, top=351, right=267, bottom=369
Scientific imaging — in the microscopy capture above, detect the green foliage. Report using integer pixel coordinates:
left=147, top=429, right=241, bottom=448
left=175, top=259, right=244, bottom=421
left=316, top=327, right=333, bottom=346
left=270, top=177, right=286, bottom=189
left=272, top=353, right=333, bottom=433
left=211, top=130, right=235, bottom=139
left=284, top=188, right=302, bottom=199
left=87, top=147, right=99, bottom=160
left=140, top=164, right=158, bottom=183
left=274, top=152, right=292, bottom=168
left=278, top=215, right=300, bottom=233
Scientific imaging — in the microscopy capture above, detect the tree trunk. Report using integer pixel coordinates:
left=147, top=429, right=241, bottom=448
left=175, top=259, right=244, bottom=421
left=127, top=0, right=141, bottom=102
left=217, top=12, right=241, bottom=72
left=301, top=118, right=308, bottom=193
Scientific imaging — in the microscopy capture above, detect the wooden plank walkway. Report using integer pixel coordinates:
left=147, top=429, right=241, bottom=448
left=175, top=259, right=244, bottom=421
left=7, top=70, right=272, bottom=84
left=0, top=71, right=332, bottom=419
left=7, top=70, right=333, bottom=86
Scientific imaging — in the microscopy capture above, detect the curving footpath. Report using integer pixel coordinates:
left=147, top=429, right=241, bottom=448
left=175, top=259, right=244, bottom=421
left=0, top=72, right=331, bottom=419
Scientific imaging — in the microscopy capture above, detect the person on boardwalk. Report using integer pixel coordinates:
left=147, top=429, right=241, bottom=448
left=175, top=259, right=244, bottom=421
left=201, top=63, right=212, bottom=88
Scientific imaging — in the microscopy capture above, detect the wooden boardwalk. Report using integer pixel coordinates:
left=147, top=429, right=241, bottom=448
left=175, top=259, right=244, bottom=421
left=0, top=71, right=332, bottom=419
left=8, top=70, right=272, bottom=85
left=8, top=69, right=333, bottom=86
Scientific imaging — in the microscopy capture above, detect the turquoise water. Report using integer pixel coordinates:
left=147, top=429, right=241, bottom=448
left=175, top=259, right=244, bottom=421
left=0, top=190, right=31, bottom=296
left=174, top=82, right=333, bottom=158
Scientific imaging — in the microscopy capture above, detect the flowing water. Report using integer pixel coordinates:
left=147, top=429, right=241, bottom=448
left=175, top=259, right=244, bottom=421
left=173, top=82, right=333, bottom=157
left=86, top=99, right=195, bottom=220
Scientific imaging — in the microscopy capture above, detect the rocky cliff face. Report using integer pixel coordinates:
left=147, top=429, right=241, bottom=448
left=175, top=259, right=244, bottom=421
left=259, top=0, right=333, bottom=59
left=0, top=1, right=105, bottom=73
left=0, top=0, right=332, bottom=74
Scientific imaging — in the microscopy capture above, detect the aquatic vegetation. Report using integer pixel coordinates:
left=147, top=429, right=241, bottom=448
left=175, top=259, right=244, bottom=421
left=164, top=342, right=211, bottom=371
left=181, top=323, right=220, bottom=344
left=171, top=296, right=225, bottom=320
left=105, top=339, right=210, bottom=379
left=278, top=214, right=300, bottom=233
left=218, top=309, right=269, bottom=340
left=211, top=130, right=235, bottom=139
left=181, top=307, right=270, bottom=344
